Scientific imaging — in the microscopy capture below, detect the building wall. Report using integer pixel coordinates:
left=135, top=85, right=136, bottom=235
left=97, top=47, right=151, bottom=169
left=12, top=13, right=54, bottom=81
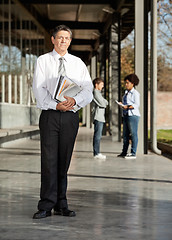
left=148, top=91, right=172, bottom=129
left=0, top=103, right=41, bottom=128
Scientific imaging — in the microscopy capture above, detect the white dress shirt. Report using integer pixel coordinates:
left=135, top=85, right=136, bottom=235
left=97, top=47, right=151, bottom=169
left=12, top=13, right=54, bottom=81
left=33, top=49, right=93, bottom=111
left=122, top=87, right=140, bottom=117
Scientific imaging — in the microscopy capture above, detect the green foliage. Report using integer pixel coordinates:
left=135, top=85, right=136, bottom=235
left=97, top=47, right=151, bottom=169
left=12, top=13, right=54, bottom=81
left=121, top=42, right=134, bottom=94
left=148, top=129, right=172, bottom=145
left=157, top=129, right=172, bottom=144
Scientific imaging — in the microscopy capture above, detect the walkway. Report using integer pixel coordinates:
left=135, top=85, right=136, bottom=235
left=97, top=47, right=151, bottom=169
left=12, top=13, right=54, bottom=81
left=0, top=127, right=172, bottom=240
left=0, top=126, right=39, bottom=145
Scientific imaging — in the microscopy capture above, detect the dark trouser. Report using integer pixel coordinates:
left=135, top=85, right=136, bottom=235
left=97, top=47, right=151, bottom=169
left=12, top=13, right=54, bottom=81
left=38, top=110, right=79, bottom=211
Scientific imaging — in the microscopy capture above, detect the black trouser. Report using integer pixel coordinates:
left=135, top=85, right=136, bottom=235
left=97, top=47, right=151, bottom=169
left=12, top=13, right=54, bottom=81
left=37, top=110, right=79, bottom=211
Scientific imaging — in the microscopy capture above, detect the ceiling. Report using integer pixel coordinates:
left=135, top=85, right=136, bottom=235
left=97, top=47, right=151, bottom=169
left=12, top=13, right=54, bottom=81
left=1, top=0, right=136, bottom=63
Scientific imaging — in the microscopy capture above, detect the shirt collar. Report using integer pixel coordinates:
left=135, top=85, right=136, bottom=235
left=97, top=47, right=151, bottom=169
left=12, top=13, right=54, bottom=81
left=52, top=49, right=68, bottom=62
left=125, top=87, right=134, bottom=95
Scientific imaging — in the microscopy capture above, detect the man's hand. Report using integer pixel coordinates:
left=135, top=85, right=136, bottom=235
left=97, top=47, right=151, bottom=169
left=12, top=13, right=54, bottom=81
left=56, top=96, right=76, bottom=112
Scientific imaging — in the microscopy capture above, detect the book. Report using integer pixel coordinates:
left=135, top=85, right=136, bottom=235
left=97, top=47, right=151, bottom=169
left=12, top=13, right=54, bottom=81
left=53, top=75, right=82, bottom=112
left=115, top=100, right=124, bottom=108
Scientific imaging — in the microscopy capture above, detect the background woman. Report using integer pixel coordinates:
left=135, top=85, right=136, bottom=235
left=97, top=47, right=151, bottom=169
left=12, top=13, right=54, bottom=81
left=117, top=74, right=140, bottom=159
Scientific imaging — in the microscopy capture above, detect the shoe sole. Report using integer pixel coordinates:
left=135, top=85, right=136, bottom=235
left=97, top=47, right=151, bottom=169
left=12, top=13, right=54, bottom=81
left=54, top=211, right=76, bottom=217
left=33, top=212, right=51, bottom=219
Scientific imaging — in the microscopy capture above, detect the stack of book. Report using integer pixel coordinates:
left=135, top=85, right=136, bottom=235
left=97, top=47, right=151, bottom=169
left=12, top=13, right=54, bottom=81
left=53, top=75, right=82, bottom=112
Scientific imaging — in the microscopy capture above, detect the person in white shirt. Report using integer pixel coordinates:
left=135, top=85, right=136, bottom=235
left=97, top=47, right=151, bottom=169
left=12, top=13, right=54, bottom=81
left=117, top=74, right=140, bottom=159
left=32, top=25, right=93, bottom=219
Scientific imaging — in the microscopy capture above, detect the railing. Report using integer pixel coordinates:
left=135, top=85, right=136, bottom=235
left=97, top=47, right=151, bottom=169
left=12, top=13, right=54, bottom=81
left=0, top=74, right=35, bottom=105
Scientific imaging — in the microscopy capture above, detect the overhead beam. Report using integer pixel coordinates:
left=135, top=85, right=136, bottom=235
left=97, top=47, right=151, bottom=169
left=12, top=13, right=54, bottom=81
left=72, top=38, right=96, bottom=46
left=17, top=0, right=124, bottom=11
left=43, top=20, right=104, bottom=32
left=0, top=0, right=123, bottom=11
left=0, top=31, right=95, bottom=46
left=0, top=21, right=37, bottom=30
left=0, top=0, right=138, bottom=61
left=0, top=20, right=103, bottom=32
left=12, top=0, right=52, bottom=51
left=15, top=0, right=117, bottom=4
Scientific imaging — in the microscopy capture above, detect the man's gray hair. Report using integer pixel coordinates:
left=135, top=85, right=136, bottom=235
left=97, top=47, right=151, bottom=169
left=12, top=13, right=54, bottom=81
left=51, top=25, right=72, bottom=39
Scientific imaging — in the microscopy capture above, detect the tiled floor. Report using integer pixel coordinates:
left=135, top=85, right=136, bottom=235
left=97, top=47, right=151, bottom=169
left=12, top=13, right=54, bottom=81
left=0, top=127, right=172, bottom=240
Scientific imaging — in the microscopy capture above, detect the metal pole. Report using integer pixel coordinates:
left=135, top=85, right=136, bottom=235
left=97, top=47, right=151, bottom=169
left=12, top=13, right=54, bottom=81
left=150, top=0, right=161, bottom=154
left=118, top=12, right=121, bottom=142
left=135, top=0, right=144, bottom=155
left=144, top=0, right=149, bottom=154
left=1, top=75, right=5, bottom=103
left=20, top=75, right=23, bottom=104
left=8, top=0, right=11, bottom=73
left=14, top=75, right=17, bottom=104
left=86, top=65, right=91, bottom=128
left=8, top=74, right=12, bottom=103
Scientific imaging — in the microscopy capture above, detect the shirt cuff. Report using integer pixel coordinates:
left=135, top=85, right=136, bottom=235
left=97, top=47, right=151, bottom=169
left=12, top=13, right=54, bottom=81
left=73, top=95, right=83, bottom=107
left=48, top=100, right=58, bottom=110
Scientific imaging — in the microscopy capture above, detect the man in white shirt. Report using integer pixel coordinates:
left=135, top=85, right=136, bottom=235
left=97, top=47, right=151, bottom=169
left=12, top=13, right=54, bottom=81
left=32, top=25, right=93, bottom=219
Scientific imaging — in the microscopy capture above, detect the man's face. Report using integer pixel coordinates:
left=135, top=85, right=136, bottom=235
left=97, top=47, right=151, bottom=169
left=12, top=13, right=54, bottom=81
left=51, top=30, right=71, bottom=55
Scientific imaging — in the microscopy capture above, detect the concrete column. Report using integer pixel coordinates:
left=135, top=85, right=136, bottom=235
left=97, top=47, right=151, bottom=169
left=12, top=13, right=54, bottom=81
left=144, top=0, right=149, bottom=154
left=99, top=43, right=105, bottom=84
left=90, top=56, right=97, bottom=129
left=135, top=0, right=144, bottom=154
left=109, top=24, right=119, bottom=141
left=82, top=108, right=86, bottom=125
left=150, top=0, right=161, bottom=154
left=86, top=104, right=91, bottom=128
left=91, top=56, right=97, bottom=80
left=86, top=64, right=91, bottom=128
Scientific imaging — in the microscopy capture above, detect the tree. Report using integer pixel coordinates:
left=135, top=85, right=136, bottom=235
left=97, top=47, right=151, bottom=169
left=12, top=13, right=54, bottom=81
left=157, top=0, right=172, bottom=64
left=120, top=0, right=172, bottom=91
left=157, top=55, right=172, bottom=91
left=121, top=44, right=134, bottom=88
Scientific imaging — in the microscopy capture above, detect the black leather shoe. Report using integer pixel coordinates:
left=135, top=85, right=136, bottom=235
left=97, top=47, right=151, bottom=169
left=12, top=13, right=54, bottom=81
left=117, top=153, right=126, bottom=157
left=54, top=208, right=76, bottom=217
left=33, top=210, right=51, bottom=219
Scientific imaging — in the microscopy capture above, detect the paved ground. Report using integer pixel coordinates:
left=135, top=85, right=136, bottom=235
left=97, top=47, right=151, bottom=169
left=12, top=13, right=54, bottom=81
left=0, top=127, right=172, bottom=240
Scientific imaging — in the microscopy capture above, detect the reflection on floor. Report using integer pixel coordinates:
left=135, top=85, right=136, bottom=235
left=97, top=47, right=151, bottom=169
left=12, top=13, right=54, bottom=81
left=0, top=127, right=172, bottom=240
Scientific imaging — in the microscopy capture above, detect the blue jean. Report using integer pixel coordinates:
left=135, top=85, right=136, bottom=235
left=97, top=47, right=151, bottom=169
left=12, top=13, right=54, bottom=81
left=93, top=120, right=104, bottom=156
left=122, top=115, right=140, bottom=155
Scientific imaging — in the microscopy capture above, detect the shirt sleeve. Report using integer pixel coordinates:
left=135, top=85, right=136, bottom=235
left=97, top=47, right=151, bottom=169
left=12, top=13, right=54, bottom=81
left=32, top=57, right=57, bottom=110
left=131, top=91, right=140, bottom=109
left=73, top=64, right=93, bottom=108
left=93, top=90, right=108, bottom=108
